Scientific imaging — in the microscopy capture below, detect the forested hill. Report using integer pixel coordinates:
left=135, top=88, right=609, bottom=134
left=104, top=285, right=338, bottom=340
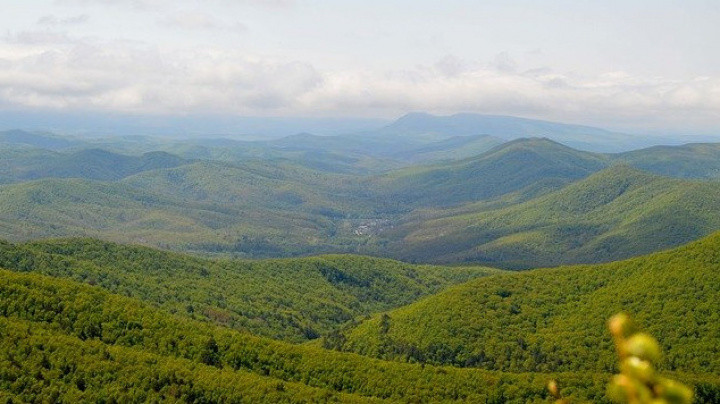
left=0, top=238, right=497, bottom=342
left=329, top=231, right=720, bottom=379
left=1, top=257, right=717, bottom=402
left=612, top=142, right=720, bottom=178
left=1, top=135, right=720, bottom=268
left=373, top=138, right=607, bottom=209
left=388, top=165, right=720, bottom=267
left=1, top=237, right=718, bottom=402
left=0, top=129, right=82, bottom=150
left=3, top=148, right=188, bottom=182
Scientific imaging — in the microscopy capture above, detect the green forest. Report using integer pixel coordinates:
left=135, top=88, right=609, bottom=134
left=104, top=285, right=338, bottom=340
left=1, top=234, right=719, bottom=402
left=2, top=136, right=720, bottom=268
left=1, top=126, right=720, bottom=403
left=328, top=232, right=720, bottom=376
left=0, top=238, right=496, bottom=341
left=1, top=0, right=720, bottom=400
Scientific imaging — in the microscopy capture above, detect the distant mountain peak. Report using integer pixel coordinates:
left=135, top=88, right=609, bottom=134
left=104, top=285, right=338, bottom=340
left=378, top=112, right=656, bottom=153
left=479, top=136, right=596, bottom=159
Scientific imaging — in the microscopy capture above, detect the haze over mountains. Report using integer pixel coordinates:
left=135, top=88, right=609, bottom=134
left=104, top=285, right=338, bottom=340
left=1, top=114, right=720, bottom=270
left=5, top=112, right=718, bottom=154
left=2, top=113, right=720, bottom=401
left=0, top=111, right=391, bottom=139
left=2, top=0, right=719, bottom=401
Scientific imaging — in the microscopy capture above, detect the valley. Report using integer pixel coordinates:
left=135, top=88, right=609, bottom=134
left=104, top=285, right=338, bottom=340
left=2, top=2, right=719, bottom=402
left=1, top=115, right=720, bottom=403
left=2, top=123, right=720, bottom=269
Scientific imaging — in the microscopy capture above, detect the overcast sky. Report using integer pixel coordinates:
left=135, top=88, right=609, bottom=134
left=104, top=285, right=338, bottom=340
left=1, top=0, right=719, bottom=134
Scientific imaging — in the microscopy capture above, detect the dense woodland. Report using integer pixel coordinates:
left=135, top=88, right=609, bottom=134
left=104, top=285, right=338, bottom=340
left=0, top=238, right=496, bottom=342
left=1, top=123, right=720, bottom=402
left=1, top=235, right=720, bottom=402
left=0, top=268, right=600, bottom=402
left=329, top=232, right=720, bottom=376
left=388, top=164, right=720, bottom=267
left=1, top=263, right=718, bottom=403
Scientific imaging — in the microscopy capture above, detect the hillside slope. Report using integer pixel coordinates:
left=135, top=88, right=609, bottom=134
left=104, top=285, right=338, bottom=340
left=269, top=131, right=504, bottom=163
left=374, top=138, right=607, bottom=210
left=614, top=142, right=720, bottom=179
left=0, top=148, right=188, bottom=183
left=0, top=266, right=673, bottom=403
left=0, top=159, right=374, bottom=256
left=331, top=232, right=720, bottom=378
left=0, top=129, right=83, bottom=150
left=0, top=238, right=497, bottom=342
left=3, top=137, right=720, bottom=265
left=388, top=165, right=720, bottom=267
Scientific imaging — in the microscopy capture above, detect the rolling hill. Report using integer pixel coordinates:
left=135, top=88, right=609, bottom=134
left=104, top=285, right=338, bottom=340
left=0, top=129, right=84, bottom=150
left=387, top=165, right=720, bottom=267
left=143, top=136, right=405, bottom=175
left=120, top=159, right=366, bottom=210
left=268, top=130, right=504, bottom=163
left=329, top=231, right=720, bottom=381
left=0, top=148, right=189, bottom=183
left=373, top=138, right=608, bottom=210
left=2, top=128, right=720, bottom=401
left=2, top=237, right=719, bottom=402
left=0, top=238, right=498, bottom=342
left=613, top=142, right=720, bottom=179
left=2, top=242, right=718, bottom=402
left=74, top=129, right=504, bottom=173
left=2, top=135, right=720, bottom=266
left=0, top=159, right=375, bottom=256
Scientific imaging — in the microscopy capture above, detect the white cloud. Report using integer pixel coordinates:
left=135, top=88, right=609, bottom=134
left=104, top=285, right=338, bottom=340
left=159, top=10, right=247, bottom=33
left=54, top=0, right=162, bottom=9
left=160, top=11, right=221, bottom=30
left=300, top=62, right=720, bottom=128
left=0, top=37, right=322, bottom=114
left=37, top=14, right=90, bottom=26
left=0, top=33, right=718, bottom=133
left=55, top=0, right=294, bottom=10
left=3, top=31, right=79, bottom=45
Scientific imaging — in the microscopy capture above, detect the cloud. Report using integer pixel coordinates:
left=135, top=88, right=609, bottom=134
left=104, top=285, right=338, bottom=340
left=0, top=37, right=322, bottom=114
left=489, top=52, right=517, bottom=73
left=160, top=11, right=221, bottom=30
left=54, top=0, right=161, bottom=9
left=37, top=14, right=90, bottom=26
left=0, top=35, right=718, bottom=133
left=240, top=0, right=295, bottom=7
left=297, top=63, right=720, bottom=132
left=55, top=0, right=294, bottom=10
left=159, top=10, right=248, bottom=33
left=3, top=31, right=78, bottom=45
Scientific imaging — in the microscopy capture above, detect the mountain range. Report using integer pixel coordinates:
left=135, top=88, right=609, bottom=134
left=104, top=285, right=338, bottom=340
left=1, top=127, right=720, bottom=268
left=2, top=114, right=720, bottom=402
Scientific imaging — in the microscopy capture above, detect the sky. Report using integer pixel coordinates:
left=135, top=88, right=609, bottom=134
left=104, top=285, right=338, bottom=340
left=1, top=0, right=719, bottom=135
